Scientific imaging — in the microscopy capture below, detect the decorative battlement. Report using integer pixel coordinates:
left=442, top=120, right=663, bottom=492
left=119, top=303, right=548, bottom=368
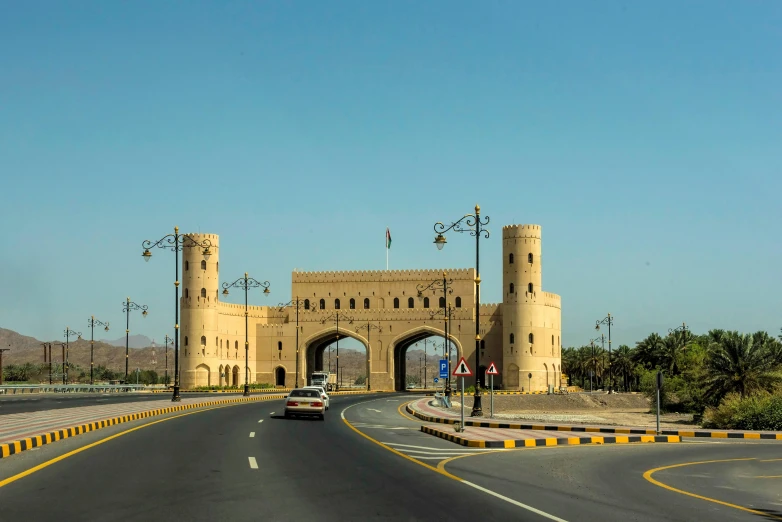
left=292, top=268, right=474, bottom=284
left=183, top=233, right=220, bottom=242
left=502, top=224, right=541, bottom=240
left=217, top=302, right=273, bottom=318
left=543, top=292, right=561, bottom=309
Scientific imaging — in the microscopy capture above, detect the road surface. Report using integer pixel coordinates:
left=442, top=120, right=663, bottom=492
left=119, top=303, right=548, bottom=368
left=0, top=394, right=779, bottom=521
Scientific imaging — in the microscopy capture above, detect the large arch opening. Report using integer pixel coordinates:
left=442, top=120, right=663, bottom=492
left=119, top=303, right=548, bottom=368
left=390, top=327, right=462, bottom=392
left=275, top=366, right=286, bottom=387
left=303, top=328, right=369, bottom=391
left=232, top=365, right=239, bottom=387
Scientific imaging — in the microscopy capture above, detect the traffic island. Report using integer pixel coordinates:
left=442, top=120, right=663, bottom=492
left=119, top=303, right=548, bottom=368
left=420, top=424, right=680, bottom=448
left=407, top=398, right=782, bottom=441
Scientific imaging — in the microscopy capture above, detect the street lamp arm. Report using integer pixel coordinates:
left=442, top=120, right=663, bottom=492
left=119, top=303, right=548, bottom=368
left=122, top=301, right=148, bottom=313
left=416, top=278, right=454, bottom=296
left=222, top=277, right=271, bottom=292
left=64, top=329, right=82, bottom=338
left=142, top=234, right=213, bottom=253
left=320, top=312, right=356, bottom=325
left=87, top=318, right=109, bottom=329
left=434, top=214, right=490, bottom=238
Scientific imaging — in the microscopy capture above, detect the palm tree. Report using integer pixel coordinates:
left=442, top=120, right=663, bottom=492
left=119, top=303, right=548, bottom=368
left=703, top=331, right=782, bottom=406
left=612, top=345, right=634, bottom=392
left=633, top=333, right=665, bottom=370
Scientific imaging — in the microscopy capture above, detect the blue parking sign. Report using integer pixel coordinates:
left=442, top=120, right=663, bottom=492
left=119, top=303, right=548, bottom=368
left=439, top=359, right=448, bottom=379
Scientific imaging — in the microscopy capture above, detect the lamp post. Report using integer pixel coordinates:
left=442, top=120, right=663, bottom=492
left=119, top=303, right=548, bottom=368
left=87, top=316, right=110, bottom=385
left=122, top=298, right=148, bottom=383
left=433, top=205, right=489, bottom=417
left=668, top=322, right=690, bottom=372
left=590, top=334, right=605, bottom=391
left=278, top=298, right=307, bottom=388
left=142, top=226, right=213, bottom=402
left=0, top=347, right=9, bottom=385
left=320, top=312, right=355, bottom=392
left=354, top=321, right=381, bottom=390
left=418, top=272, right=454, bottom=394
left=63, top=328, right=82, bottom=384
left=164, top=334, right=173, bottom=386
left=595, top=313, right=614, bottom=393
left=222, top=273, right=271, bottom=396
left=42, top=343, right=53, bottom=384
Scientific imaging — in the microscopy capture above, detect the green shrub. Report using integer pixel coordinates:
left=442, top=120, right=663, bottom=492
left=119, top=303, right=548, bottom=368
left=702, top=392, right=782, bottom=431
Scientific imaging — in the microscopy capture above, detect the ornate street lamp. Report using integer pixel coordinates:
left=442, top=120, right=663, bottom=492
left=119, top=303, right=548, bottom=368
left=418, top=272, right=454, bottom=396
left=595, top=314, right=614, bottom=393
left=433, top=204, right=489, bottom=417
left=430, top=305, right=455, bottom=393
left=277, top=298, right=308, bottom=388
left=142, top=226, right=213, bottom=401
left=63, top=328, right=82, bottom=384
left=122, top=298, right=148, bottom=383
left=87, top=316, right=110, bottom=385
left=354, top=321, right=381, bottom=390
left=320, top=312, right=355, bottom=392
left=222, top=273, right=271, bottom=396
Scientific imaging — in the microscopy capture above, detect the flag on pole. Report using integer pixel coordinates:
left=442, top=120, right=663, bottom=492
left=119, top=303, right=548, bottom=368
left=386, top=228, right=392, bottom=250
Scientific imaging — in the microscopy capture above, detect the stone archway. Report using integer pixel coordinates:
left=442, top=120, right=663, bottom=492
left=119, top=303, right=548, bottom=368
left=195, top=363, right=210, bottom=387
left=232, top=365, right=239, bottom=386
left=302, top=327, right=369, bottom=390
left=275, top=366, right=286, bottom=387
left=218, top=364, right=224, bottom=386
left=388, top=325, right=464, bottom=392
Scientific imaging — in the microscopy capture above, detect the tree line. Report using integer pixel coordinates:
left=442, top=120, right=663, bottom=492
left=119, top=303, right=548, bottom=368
left=1, top=362, right=165, bottom=385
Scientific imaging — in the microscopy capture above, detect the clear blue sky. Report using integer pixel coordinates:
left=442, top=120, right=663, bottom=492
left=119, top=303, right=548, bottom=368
left=1, top=1, right=780, bottom=351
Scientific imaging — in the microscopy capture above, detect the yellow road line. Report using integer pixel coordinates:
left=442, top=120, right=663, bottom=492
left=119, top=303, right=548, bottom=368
left=760, top=458, right=782, bottom=462
left=0, top=402, right=249, bottom=489
left=755, top=476, right=782, bottom=479
left=642, top=458, right=782, bottom=521
left=397, top=400, right=417, bottom=422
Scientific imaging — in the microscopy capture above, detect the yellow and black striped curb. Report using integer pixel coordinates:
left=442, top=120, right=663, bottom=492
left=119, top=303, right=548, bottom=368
left=151, top=389, right=381, bottom=395
left=420, top=425, right=681, bottom=448
left=0, top=394, right=289, bottom=459
left=407, top=404, right=782, bottom=440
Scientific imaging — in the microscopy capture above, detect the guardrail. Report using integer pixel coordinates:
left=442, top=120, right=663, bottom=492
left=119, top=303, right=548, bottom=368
left=0, top=384, right=149, bottom=395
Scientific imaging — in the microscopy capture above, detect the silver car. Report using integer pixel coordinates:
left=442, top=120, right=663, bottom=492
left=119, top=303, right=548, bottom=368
left=284, top=388, right=326, bottom=420
left=302, top=385, right=330, bottom=410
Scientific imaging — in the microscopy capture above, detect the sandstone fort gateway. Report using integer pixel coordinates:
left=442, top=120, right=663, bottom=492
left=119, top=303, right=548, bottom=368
left=179, top=224, right=562, bottom=392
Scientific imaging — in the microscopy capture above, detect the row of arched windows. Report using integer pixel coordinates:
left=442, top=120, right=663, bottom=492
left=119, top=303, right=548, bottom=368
left=183, top=288, right=219, bottom=300
left=509, top=333, right=535, bottom=344
left=508, top=283, right=534, bottom=294
left=303, top=296, right=463, bottom=310
left=508, top=253, right=534, bottom=264
left=184, top=260, right=218, bottom=271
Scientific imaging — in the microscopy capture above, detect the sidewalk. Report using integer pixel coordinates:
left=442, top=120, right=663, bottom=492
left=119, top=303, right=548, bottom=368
left=408, top=398, right=782, bottom=440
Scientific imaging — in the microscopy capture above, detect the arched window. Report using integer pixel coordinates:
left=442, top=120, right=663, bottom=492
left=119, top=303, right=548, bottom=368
left=455, top=297, right=462, bottom=308
left=509, top=253, right=514, bottom=264
left=185, top=261, right=189, bottom=271
left=319, top=299, right=325, bottom=310
left=423, top=297, right=430, bottom=308
left=184, top=288, right=189, bottom=298
left=201, top=260, right=206, bottom=270
left=304, top=299, right=310, bottom=310
left=335, top=298, right=341, bottom=309
left=509, top=283, right=514, bottom=294
left=215, top=336, right=218, bottom=347
left=393, top=297, right=400, bottom=309
left=235, top=341, right=238, bottom=349
left=200, top=336, right=206, bottom=346
left=200, top=288, right=206, bottom=298
left=364, top=298, right=370, bottom=309
left=408, top=297, right=414, bottom=308
left=528, top=283, right=533, bottom=294
left=528, top=253, right=533, bottom=264
left=552, top=335, right=554, bottom=345
left=510, top=333, right=515, bottom=344
left=184, top=336, right=188, bottom=346
left=349, top=298, right=355, bottom=309
left=529, top=333, right=534, bottom=344
left=439, top=296, right=445, bottom=308
left=278, top=341, right=282, bottom=351
left=480, top=340, right=485, bottom=351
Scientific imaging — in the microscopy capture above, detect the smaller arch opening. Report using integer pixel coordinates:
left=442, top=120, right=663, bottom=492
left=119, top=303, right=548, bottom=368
left=200, top=288, right=206, bottom=298
left=335, top=298, right=341, bottom=310
left=509, top=283, right=514, bottom=294
left=529, top=333, right=534, bottom=344
left=200, top=260, right=206, bottom=270
left=185, top=261, right=189, bottom=271
left=407, top=297, right=414, bottom=308
left=349, top=298, right=355, bottom=309
left=510, top=333, right=515, bottom=344
left=364, top=297, right=370, bottom=309
left=439, top=296, right=445, bottom=308
left=304, top=299, right=310, bottom=310
left=394, top=297, right=400, bottom=309
left=319, top=299, right=325, bottom=310
left=455, top=297, right=462, bottom=308
left=528, top=283, right=533, bottom=294
left=509, top=253, right=514, bottom=264
left=423, top=297, right=430, bottom=308
left=528, top=253, right=533, bottom=263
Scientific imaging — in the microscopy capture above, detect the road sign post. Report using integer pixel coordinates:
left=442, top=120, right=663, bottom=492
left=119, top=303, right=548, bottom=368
left=453, top=357, right=473, bottom=432
left=486, top=362, right=499, bottom=418
left=656, top=371, right=663, bottom=435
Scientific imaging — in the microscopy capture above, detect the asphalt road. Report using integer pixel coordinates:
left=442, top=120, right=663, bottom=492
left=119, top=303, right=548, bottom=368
left=0, top=391, right=277, bottom=415
left=0, top=393, right=779, bottom=522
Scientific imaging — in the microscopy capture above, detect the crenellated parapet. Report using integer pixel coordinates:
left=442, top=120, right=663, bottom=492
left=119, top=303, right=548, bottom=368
left=543, top=292, right=561, bottom=309
left=292, top=268, right=474, bottom=283
left=502, top=224, right=541, bottom=240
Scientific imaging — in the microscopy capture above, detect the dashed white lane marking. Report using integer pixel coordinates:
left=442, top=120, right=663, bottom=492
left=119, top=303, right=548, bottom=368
left=258, top=419, right=264, bottom=423
left=248, top=457, right=258, bottom=469
left=384, top=443, right=494, bottom=452
left=250, top=432, right=255, bottom=438
left=270, top=412, right=275, bottom=415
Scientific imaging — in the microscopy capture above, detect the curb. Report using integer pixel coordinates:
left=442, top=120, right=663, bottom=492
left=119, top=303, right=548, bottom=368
left=420, top=425, right=681, bottom=448
left=407, top=404, right=782, bottom=440
left=0, top=393, right=286, bottom=459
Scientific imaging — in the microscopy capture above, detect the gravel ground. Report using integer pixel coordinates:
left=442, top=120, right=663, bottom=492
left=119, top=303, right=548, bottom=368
left=447, top=392, right=698, bottom=428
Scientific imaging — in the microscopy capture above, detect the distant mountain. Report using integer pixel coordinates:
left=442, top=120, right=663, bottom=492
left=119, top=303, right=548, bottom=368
left=100, top=334, right=152, bottom=349
left=0, top=328, right=162, bottom=373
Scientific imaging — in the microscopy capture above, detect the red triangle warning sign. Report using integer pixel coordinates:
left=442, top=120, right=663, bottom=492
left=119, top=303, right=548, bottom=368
left=486, top=362, right=499, bottom=375
left=452, top=357, right=473, bottom=377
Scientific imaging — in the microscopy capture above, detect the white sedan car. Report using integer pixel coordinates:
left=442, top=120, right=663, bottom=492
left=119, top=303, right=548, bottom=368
left=284, top=388, right=326, bottom=420
left=303, top=385, right=330, bottom=410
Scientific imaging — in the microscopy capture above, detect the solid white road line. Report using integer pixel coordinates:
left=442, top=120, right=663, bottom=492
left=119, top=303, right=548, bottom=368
left=248, top=457, right=258, bottom=469
left=258, top=419, right=264, bottom=423
left=250, top=432, right=255, bottom=438
left=461, top=480, right=569, bottom=522
left=270, top=412, right=275, bottom=415
left=384, top=443, right=495, bottom=452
